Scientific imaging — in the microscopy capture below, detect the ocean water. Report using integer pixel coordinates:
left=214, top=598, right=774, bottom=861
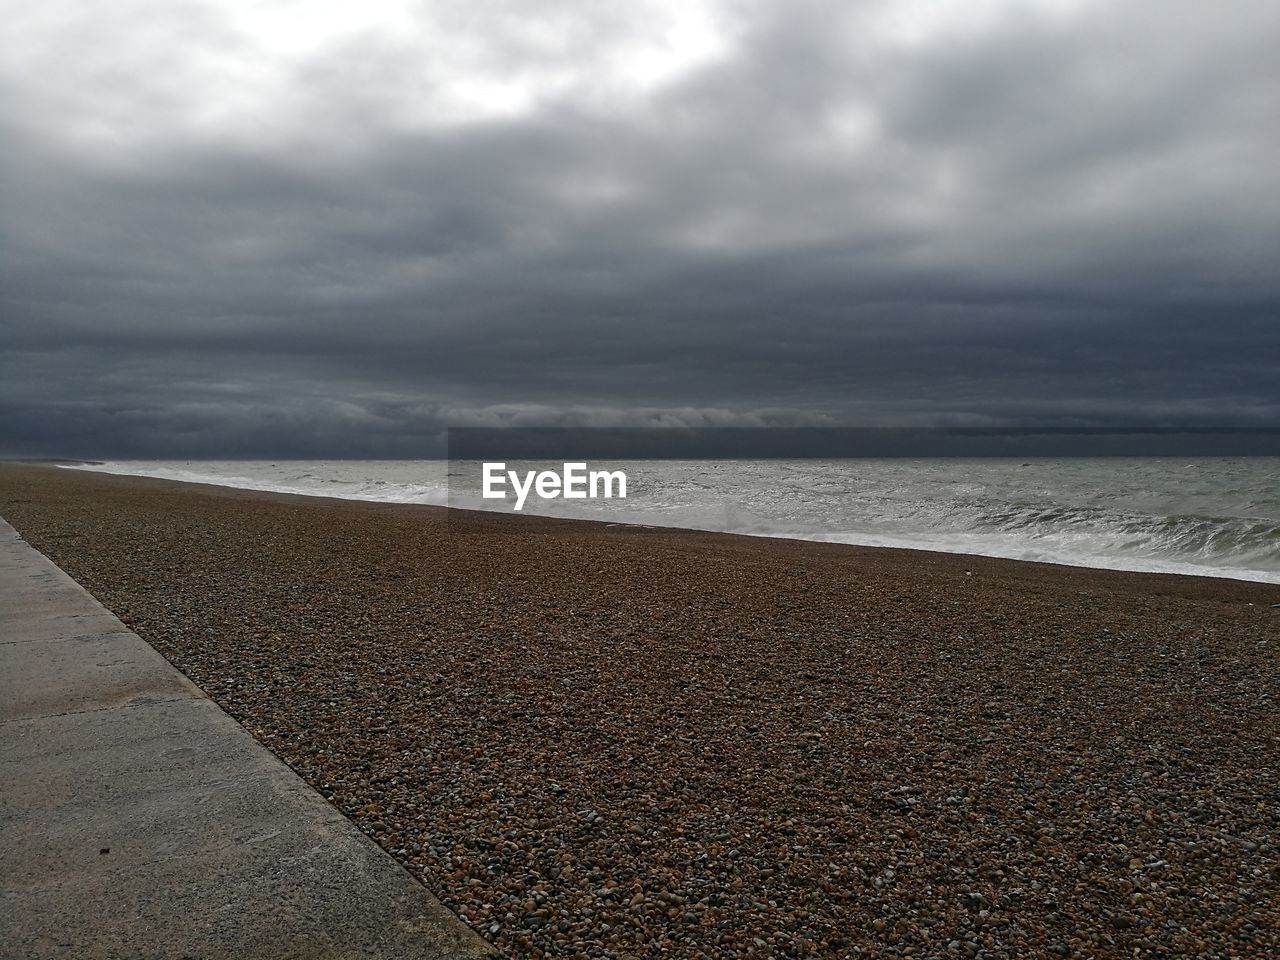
left=66, top=458, right=1280, bottom=584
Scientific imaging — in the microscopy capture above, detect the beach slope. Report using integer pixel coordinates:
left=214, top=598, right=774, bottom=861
left=0, top=511, right=494, bottom=960
left=1, top=462, right=1276, bottom=958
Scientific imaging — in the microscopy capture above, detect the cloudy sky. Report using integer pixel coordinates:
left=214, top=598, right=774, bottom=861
left=3, top=0, right=1278, bottom=456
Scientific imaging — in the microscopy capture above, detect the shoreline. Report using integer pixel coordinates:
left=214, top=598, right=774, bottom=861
left=50, top=459, right=1280, bottom=587
left=1, top=461, right=1277, bottom=958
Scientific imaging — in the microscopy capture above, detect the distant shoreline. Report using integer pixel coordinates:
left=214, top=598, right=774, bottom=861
left=50, top=458, right=1280, bottom=586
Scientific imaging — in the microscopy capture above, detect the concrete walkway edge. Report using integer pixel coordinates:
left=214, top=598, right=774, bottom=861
left=0, top=516, right=495, bottom=960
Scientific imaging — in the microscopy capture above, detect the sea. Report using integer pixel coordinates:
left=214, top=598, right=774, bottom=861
left=65, top=458, right=1280, bottom=584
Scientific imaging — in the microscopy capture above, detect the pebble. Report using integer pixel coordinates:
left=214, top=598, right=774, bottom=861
left=5, top=463, right=1278, bottom=960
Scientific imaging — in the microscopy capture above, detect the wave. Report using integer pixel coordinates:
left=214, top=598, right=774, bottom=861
left=63, top=461, right=451, bottom=506
left=571, top=500, right=1280, bottom=583
left=962, top=503, right=1280, bottom=572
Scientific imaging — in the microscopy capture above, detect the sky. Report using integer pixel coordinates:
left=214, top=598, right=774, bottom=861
left=3, top=0, right=1278, bottom=457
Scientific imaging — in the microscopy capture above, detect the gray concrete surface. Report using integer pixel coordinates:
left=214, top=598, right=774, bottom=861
left=0, top=517, right=496, bottom=960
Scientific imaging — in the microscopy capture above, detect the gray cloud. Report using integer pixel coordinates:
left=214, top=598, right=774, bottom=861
left=3, top=0, right=1278, bottom=457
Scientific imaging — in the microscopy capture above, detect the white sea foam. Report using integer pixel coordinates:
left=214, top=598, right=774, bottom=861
left=65, top=458, right=1280, bottom=583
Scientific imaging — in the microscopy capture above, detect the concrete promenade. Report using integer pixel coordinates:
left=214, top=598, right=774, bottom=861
left=0, top=516, right=495, bottom=959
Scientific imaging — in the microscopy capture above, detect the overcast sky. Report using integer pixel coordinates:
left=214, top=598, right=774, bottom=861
left=3, top=0, right=1278, bottom=457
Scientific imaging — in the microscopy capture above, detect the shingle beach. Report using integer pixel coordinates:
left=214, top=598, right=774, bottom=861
left=1, top=463, right=1276, bottom=959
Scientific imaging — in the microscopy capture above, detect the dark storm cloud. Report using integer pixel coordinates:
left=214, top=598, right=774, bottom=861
left=2, top=0, right=1278, bottom=456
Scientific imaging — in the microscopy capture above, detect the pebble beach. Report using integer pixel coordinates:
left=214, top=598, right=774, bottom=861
left=1, top=462, right=1276, bottom=959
